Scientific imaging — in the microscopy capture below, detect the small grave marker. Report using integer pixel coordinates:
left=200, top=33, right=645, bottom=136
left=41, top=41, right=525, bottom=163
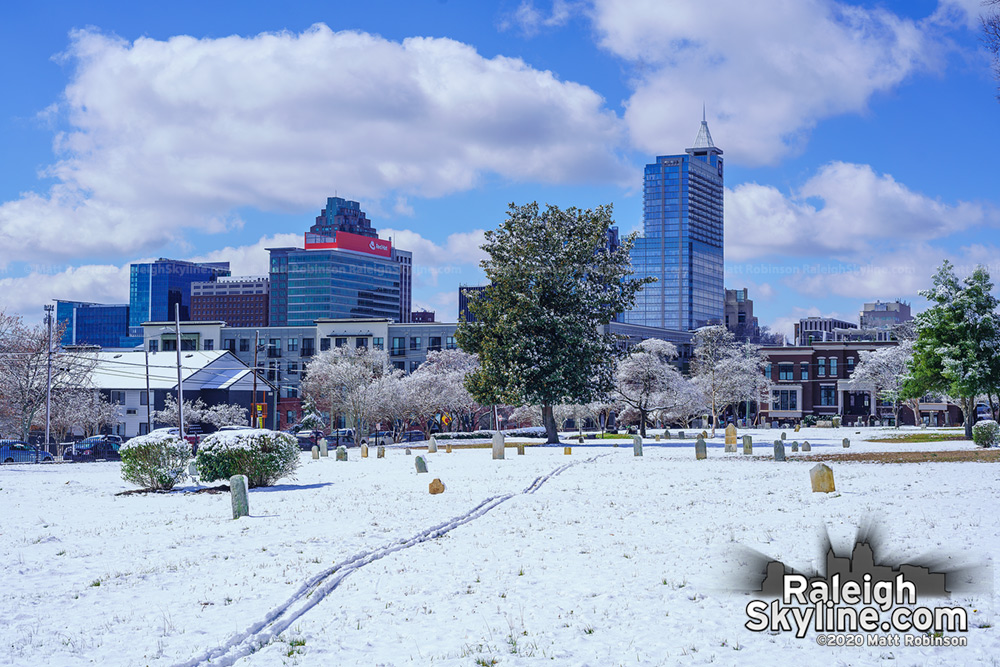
left=415, top=455, right=428, bottom=473
left=429, top=478, right=445, bottom=494
left=564, top=446, right=572, bottom=455
left=663, top=431, right=671, bottom=440
left=773, top=440, right=785, bottom=462
left=633, top=435, right=643, bottom=457
left=725, top=423, right=737, bottom=447
left=336, top=445, right=347, bottom=461
left=678, top=430, right=686, bottom=439
left=742, top=435, right=752, bottom=455
left=446, top=443, right=452, bottom=454
left=230, top=474, right=249, bottom=520
left=842, top=438, right=850, bottom=448
left=780, top=432, right=787, bottom=441
left=405, top=448, right=411, bottom=455
left=492, top=432, right=505, bottom=460
left=791, top=441, right=799, bottom=453
left=810, top=463, right=835, bottom=493
left=311, top=445, right=319, bottom=460
left=361, top=444, right=368, bottom=458
left=794, top=424, right=801, bottom=433
left=428, top=437, right=438, bottom=453
left=319, top=438, right=329, bottom=457
left=695, top=437, right=707, bottom=460
left=802, top=440, right=812, bottom=452
left=377, top=445, right=385, bottom=459
left=517, top=442, right=525, bottom=455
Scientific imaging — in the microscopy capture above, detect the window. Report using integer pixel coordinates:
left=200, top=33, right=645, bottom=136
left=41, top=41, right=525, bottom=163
left=771, top=389, right=797, bottom=411
left=393, top=361, right=405, bottom=371
left=286, top=410, right=296, bottom=424
left=356, top=337, right=368, bottom=348
left=829, top=358, right=838, bottom=377
left=268, top=339, right=281, bottom=357
left=391, top=337, right=405, bottom=356
left=410, top=336, right=421, bottom=350
left=240, top=339, right=250, bottom=352
left=446, top=336, right=456, bottom=350
left=286, top=386, right=299, bottom=398
left=140, top=391, right=148, bottom=406
left=321, top=338, right=331, bottom=351
left=800, top=362, right=809, bottom=381
left=410, top=361, right=420, bottom=372
left=764, top=363, right=772, bottom=378
left=203, top=339, right=214, bottom=351
left=126, top=408, right=137, bottom=415
left=778, top=363, right=794, bottom=381
left=287, top=338, right=298, bottom=352
left=335, top=337, right=347, bottom=348
left=301, top=338, right=315, bottom=356
left=817, top=357, right=826, bottom=377
left=847, top=356, right=855, bottom=375
left=111, top=391, right=125, bottom=405
left=224, top=339, right=236, bottom=353
left=162, top=339, right=177, bottom=352
left=429, top=336, right=442, bottom=352
left=181, top=338, right=197, bottom=351
left=372, top=337, right=384, bottom=350
left=148, top=340, right=158, bottom=352
left=819, top=386, right=837, bottom=406
left=139, top=423, right=149, bottom=436
left=288, top=362, right=298, bottom=374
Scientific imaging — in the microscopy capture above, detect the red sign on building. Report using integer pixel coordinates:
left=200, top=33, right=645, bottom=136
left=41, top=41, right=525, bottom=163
left=304, top=231, right=392, bottom=258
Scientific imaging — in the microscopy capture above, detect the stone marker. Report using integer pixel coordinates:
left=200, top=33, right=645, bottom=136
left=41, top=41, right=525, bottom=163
left=429, top=478, right=445, bottom=494
left=336, top=445, right=347, bottom=461
left=187, top=460, right=199, bottom=484
left=311, top=445, right=319, bottom=460
left=810, top=463, right=835, bottom=493
left=492, top=432, right=505, bottom=460
left=405, top=448, right=411, bottom=455
left=724, top=441, right=736, bottom=453
left=415, top=455, right=428, bottom=473
left=655, top=434, right=661, bottom=442
left=664, top=431, right=671, bottom=440
left=791, top=441, right=799, bottom=453
left=517, top=442, right=525, bottom=456
left=842, top=438, right=850, bottom=448
left=725, top=423, right=737, bottom=447
left=772, top=421, right=779, bottom=429
left=564, top=446, right=572, bottom=455
left=695, top=437, right=707, bottom=460
left=773, top=440, right=785, bottom=462
left=832, top=416, right=842, bottom=428
left=633, top=435, right=643, bottom=457
left=578, top=435, right=584, bottom=444
left=780, top=431, right=787, bottom=440
left=763, top=422, right=771, bottom=430
left=794, top=424, right=801, bottom=433
left=678, top=430, right=686, bottom=439
left=230, top=474, right=249, bottom=520
left=742, top=434, right=752, bottom=455
left=428, top=437, right=438, bottom=453
left=377, top=445, right=385, bottom=459
left=700, top=430, right=709, bottom=439
left=319, top=438, right=329, bottom=457
left=446, top=443, right=452, bottom=454
left=802, top=440, right=811, bottom=452
left=361, top=444, right=369, bottom=458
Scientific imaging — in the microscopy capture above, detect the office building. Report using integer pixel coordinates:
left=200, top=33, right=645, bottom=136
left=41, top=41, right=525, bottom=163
left=793, top=317, right=858, bottom=346
left=191, top=276, right=269, bottom=327
left=458, top=285, right=488, bottom=323
left=724, top=288, right=759, bottom=340
left=269, top=198, right=412, bottom=327
left=860, top=300, right=912, bottom=329
left=55, top=301, right=130, bottom=348
left=128, top=258, right=230, bottom=339
left=411, top=309, right=435, bottom=323
left=625, top=113, right=725, bottom=330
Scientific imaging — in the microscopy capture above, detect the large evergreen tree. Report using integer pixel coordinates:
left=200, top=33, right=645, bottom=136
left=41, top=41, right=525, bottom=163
left=904, top=261, right=1000, bottom=437
left=456, top=202, right=653, bottom=443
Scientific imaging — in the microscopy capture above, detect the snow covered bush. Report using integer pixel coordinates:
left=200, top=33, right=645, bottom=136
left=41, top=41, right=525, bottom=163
left=195, top=429, right=299, bottom=488
left=120, top=432, right=192, bottom=491
left=972, top=420, right=1000, bottom=448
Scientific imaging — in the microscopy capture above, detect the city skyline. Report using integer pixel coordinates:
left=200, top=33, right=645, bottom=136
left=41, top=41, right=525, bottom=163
left=1, top=0, right=998, bottom=338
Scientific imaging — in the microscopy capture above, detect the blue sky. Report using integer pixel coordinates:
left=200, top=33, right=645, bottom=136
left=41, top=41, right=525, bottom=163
left=1, top=0, right=998, bottom=338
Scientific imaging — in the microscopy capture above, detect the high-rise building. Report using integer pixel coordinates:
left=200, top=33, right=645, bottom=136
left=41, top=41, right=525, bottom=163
left=55, top=300, right=130, bottom=348
left=191, top=276, right=270, bottom=327
left=724, top=288, right=759, bottom=340
left=128, top=258, right=230, bottom=338
left=625, top=113, right=725, bottom=330
left=860, top=300, right=912, bottom=330
left=268, top=198, right=412, bottom=326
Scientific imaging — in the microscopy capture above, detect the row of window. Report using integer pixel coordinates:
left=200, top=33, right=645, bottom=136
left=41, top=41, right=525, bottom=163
left=767, top=357, right=856, bottom=380
left=771, top=386, right=838, bottom=410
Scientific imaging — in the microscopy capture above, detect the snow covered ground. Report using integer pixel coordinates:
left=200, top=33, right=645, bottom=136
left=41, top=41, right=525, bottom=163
left=1, top=426, right=996, bottom=666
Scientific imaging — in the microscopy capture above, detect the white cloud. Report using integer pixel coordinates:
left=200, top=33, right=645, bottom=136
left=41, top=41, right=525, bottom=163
left=187, top=233, right=301, bottom=277
left=590, top=0, right=935, bottom=164
left=724, top=161, right=991, bottom=261
left=767, top=305, right=856, bottom=342
left=0, top=264, right=132, bottom=323
left=500, top=1, right=577, bottom=36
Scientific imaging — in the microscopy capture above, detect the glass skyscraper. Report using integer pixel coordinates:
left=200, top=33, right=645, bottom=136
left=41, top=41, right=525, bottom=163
left=625, top=116, right=724, bottom=331
left=128, top=258, right=231, bottom=338
left=56, top=301, right=130, bottom=348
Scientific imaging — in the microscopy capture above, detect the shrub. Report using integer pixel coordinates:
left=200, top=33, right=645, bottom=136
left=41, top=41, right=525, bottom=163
left=972, top=420, right=1000, bottom=448
left=196, top=429, right=299, bottom=488
left=120, top=432, right=192, bottom=491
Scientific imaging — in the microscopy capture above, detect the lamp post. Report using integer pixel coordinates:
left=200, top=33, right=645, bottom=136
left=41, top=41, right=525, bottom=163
left=42, top=304, right=54, bottom=463
left=174, top=303, right=185, bottom=441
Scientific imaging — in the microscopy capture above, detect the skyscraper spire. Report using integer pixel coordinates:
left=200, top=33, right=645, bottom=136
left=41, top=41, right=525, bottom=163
left=693, top=107, right=715, bottom=149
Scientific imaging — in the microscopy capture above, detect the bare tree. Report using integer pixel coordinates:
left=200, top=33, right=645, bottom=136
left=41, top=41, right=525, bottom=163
left=984, top=0, right=1000, bottom=99
left=613, top=339, right=687, bottom=438
left=301, top=346, right=396, bottom=438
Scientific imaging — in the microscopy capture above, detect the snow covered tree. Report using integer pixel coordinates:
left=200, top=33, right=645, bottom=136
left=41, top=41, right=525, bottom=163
left=848, top=341, right=914, bottom=427
left=691, top=326, right=738, bottom=437
left=985, top=0, right=1000, bottom=99
left=408, top=349, right=485, bottom=432
left=613, top=339, right=686, bottom=438
left=201, top=402, right=249, bottom=429
left=720, top=341, right=772, bottom=426
left=905, top=261, right=1000, bottom=437
left=654, top=378, right=706, bottom=428
left=456, top=201, right=653, bottom=443
left=301, top=346, right=398, bottom=438
left=153, top=395, right=206, bottom=428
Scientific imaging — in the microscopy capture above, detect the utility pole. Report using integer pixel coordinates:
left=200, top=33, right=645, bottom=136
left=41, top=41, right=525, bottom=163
left=175, top=303, right=185, bottom=441
left=251, top=330, right=259, bottom=428
left=42, top=304, right=54, bottom=463
left=145, top=345, right=153, bottom=435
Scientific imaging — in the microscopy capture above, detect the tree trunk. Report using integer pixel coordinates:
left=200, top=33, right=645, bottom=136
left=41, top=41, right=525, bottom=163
left=541, top=404, right=559, bottom=444
left=639, top=408, right=647, bottom=438
left=963, top=397, right=974, bottom=439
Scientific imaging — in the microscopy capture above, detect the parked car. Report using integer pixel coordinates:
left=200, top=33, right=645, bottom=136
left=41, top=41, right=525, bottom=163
left=401, top=430, right=426, bottom=443
left=63, top=435, right=122, bottom=462
left=1, top=439, right=55, bottom=463
left=295, top=429, right=326, bottom=451
left=328, top=429, right=356, bottom=447
left=368, top=431, right=394, bottom=446
left=147, top=427, right=201, bottom=446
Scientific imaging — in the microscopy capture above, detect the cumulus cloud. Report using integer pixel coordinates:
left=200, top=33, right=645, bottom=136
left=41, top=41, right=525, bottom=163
left=1, top=24, right=628, bottom=265
left=590, top=0, right=935, bottom=164
left=724, top=161, right=992, bottom=261
left=0, top=264, right=132, bottom=322
left=500, top=1, right=577, bottom=36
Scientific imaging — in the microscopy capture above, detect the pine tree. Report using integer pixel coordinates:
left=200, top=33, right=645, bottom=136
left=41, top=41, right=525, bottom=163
left=456, top=202, right=653, bottom=443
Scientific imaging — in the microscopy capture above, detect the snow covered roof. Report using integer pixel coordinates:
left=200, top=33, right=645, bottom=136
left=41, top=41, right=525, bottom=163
left=87, top=350, right=270, bottom=392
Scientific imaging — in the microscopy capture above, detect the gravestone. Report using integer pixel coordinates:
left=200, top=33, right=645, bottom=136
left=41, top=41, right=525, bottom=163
left=763, top=422, right=771, bottom=430
left=832, top=416, right=842, bottom=428
left=678, top=430, right=686, bottom=439
left=794, top=424, right=801, bottom=433
left=230, top=474, right=249, bottom=520
left=842, top=438, right=850, bottom=448
left=492, top=432, right=505, bottom=460
left=429, top=478, right=445, bottom=494
left=361, top=444, right=369, bottom=458
left=780, top=432, right=787, bottom=441
left=700, top=430, right=709, bottom=439
left=517, top=442, right=525, bottom=456
left=791, top=441, right=799, bottom=453
left=414, top=455, right=428, bottom=473
left=695, top=437, right=707, bottom=460
left=773, top=440, right=785, bottom=462
left=377, top=445, right=385, bottom=459
left=405, top=448, right=411, bottom=455
left=564, top=446, right=572, bottom=455
left=428, top=437, right=438, bottom=453
left=663, top=431, right=671, bottom=440
left=578, top=435, right=584, bottom=444
left=187, top=460, right=200, bottom=484
left=311, top=445, right=319, bottom=460
left=633, top=435, right=643, bottom=457
left=771, top=421, right=779, bottom=429
left=810, top=463, right=835, bottom=493
left=336, top=446, right=347, bottom=461
left=446, top=443, right=453, bottom=454
left=802, top=440, right=812, bottom=452
left=655, top=434, right=661, bottom=442
left=319, top=438, right=329, bottom=457
left=725, top=423, right=737, bottom=446
left=742, top=434, right=752, bottom=455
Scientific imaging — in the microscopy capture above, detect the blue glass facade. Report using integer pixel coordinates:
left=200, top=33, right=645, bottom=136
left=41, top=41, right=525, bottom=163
left=625, top=120, right=724, bottom=330
left=56, top=301, right=130, bottom=348
left=128, top=259, right=230, bottom=336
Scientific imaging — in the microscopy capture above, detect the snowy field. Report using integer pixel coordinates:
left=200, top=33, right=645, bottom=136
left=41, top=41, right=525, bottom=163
left=1, top=426, right=997, bottom=666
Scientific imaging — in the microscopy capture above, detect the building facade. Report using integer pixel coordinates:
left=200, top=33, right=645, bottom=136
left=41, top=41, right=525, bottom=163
left=191, top=276, right=269, bottom=327
left=56, top=301, right=130, bottom=348
left=128, top=258, right=230, bottom=340
left=793, top=317, right=858, bottom=346
left=860, top=300, right=913, bottom=330
left=625, top=115, right=725, bottom=331
left=411, top=310, right=435, bottom=323
left=724, top=288, right=759, bottom=340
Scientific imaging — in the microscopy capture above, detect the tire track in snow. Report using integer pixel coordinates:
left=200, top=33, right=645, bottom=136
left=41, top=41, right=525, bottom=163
left=173, top=452, right=612, bottom=667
